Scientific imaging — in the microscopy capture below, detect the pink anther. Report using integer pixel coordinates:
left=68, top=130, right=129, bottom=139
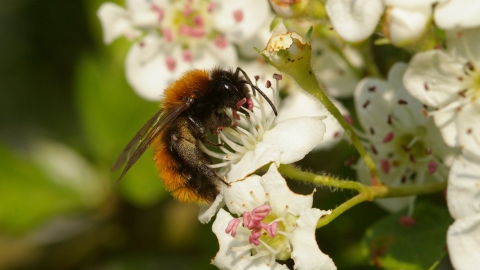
left=236, top=98, right=247, bottom=109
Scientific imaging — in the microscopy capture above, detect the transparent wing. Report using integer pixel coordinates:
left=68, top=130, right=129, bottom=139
left=111, top=101, right=191, bottom=183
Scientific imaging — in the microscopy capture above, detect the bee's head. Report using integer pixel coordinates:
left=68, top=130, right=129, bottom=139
left=210, top=68, right=252, bottom=110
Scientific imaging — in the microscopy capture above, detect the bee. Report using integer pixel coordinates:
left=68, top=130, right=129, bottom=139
left=112, top=67, right=277, bottom=204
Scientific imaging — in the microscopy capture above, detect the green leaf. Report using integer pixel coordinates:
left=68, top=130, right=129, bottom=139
left=74, top=53, right=167, bottom=206
left=0, top=144, right=86, bottom=233
left=361, top=200, right=452, bottom=269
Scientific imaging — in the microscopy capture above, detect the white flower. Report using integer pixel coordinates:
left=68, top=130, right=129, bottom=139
left=212, top=164, right=336, bottom=270
left=201, top=74, right=326, bottom=183
left=325, top=0, right=384, bottom=42
left=354, top=62, right=454, bottom=212
left=434, top=0, right=480, bottom=30
left=403, top=28, right=480, bottom=155
left=97, top=0, right=273, bottom=100
left=446, top=153, right=480, bottom=269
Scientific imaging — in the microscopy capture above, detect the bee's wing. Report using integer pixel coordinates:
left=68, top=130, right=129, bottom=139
left=111, top=101, right=192, bottom=183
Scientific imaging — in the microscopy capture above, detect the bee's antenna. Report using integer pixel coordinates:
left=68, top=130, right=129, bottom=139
left=235, top=67, right=278, bottom=116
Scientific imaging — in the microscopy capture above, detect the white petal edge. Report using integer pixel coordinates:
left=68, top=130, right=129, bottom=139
left=198, top=191, right=225, bottom=224
left=97, top=2, right=139, bottom=44
left=447, top=214, right=480, bottom=270
left=290, top=208, right=336, bottom=270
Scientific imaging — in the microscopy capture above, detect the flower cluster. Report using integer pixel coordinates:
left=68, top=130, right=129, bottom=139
left=96, top=0, right=480, bottom=269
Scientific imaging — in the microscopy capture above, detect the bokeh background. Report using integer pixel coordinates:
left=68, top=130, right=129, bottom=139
left=0, top=0, right=431, bottom=269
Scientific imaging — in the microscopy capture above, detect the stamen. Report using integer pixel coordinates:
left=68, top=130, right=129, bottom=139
left=219, top=132, right=246, bottom=153
left=226, top=218, right=241, bottom=237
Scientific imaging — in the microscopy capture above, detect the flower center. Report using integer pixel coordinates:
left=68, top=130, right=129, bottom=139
left=225, top=204, right=297, bottom=262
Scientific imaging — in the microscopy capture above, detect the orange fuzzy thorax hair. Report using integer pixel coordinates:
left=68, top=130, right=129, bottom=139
left=162, top=69, right=210, bottom=110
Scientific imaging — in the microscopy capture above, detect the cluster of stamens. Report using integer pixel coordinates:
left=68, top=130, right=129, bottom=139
left=225, top=204, right=279, bottom=245
left=144, top=0, right=245, bottom=71
left=359, top=86, right=450, bottom=188
left=201, top=74, right=282, bottom=171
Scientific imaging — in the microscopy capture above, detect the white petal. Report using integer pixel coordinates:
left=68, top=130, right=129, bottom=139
left=276, top=90, right=347, bottom=150
left=434, top=0, right=480, bottom=30
left=261, top=164, right=314, bottom=216
left=446, top=28, right=480, bottom=64
left=97, top=2, right=140, bottom=44
left=447, top=214, right=480, bottom=270
left=457, top=103, right=480, bottom=157
left=125, top=36, right=188, bottom=100
left=403, top=50, right=466, bottom=107
left=189, top=43, right=238, bottom=71
left=386, top=5, right=431, bottom=46
left=290, top=208, right=336, bottom=270
left=223, top=175, right=268, bottom=215
left=447, top=154, right=480, bottom=220
left=388, top=62, right=431, bottom=128
left=213, top=0, right=272, bottom=43
left=325, top=0, right=384, bottom=42
left=227, top=117, right=326, bottom=182
left=354, top=77, right=394, bottom=138
left=198, top=191, right=225, bottom=224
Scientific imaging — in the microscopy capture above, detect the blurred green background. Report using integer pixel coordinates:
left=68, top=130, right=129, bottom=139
left=0, top=0, right=433, bottom=269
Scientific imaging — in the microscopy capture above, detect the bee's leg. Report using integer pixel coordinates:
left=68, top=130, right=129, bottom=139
left=187, top=116, right=223, bottom=146
left=172, top=133, right=230, bottom=187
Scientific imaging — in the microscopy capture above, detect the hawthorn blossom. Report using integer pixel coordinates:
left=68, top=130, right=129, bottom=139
left=354, top=62, right=454, bottom=212
left=212, top=164, right=336, bottom=270
left=198, top=72, right=326, bottom=223
left=403, top=28, right=480, bottom=153
left=200, top=73, right=326, bottom=184
left=97, top=0, right=272, bottom=100
left=446, top=153, right=480, bottom=269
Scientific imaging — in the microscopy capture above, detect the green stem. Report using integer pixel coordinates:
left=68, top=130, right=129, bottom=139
left=279, top=164, right=448, bottom=228
left=279, top=164, right=366, bottom=192
left=317, top=193, right=369, bottom=228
